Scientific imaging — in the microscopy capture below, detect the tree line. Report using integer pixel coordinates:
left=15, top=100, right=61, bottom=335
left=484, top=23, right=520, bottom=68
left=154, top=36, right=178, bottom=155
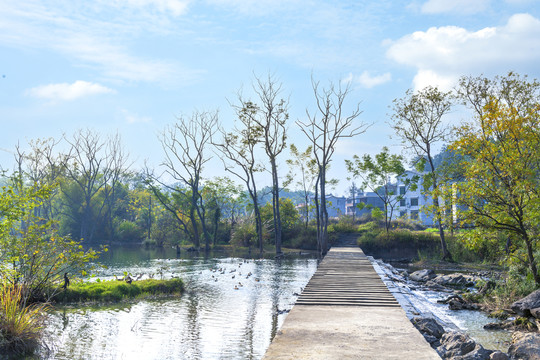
left=3, top=72, right=540, bottom=285
left=346, top=72, right=540, bottom=286
left=1, top=74, right=366, bottom=260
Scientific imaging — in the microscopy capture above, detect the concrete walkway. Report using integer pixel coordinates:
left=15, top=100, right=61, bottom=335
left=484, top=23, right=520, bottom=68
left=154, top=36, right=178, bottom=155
left=263, top=246, right=440, bottom=359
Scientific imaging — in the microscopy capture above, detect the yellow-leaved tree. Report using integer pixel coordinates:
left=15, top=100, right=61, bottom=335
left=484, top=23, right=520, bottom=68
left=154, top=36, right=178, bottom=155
left=451, top=98, right=540, bottom=285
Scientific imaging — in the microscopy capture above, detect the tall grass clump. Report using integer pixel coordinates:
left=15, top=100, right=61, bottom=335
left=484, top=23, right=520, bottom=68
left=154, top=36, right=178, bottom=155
left=330, top=216, right=358, bottom=233
left=0, top=282, right=47, bottom=355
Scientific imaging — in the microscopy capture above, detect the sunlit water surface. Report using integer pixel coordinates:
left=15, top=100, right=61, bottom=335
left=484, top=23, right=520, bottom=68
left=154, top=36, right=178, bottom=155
left=44, top=247, right=318, bottom=360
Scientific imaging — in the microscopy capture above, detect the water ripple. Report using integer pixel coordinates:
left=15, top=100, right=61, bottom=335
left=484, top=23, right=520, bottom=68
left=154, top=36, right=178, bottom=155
left=45, top=250, right=317, bottom=360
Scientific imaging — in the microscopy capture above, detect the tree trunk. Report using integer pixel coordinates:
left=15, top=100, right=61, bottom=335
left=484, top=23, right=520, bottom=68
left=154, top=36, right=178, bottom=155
left=314, top=174, right=321, bottom=258
left=212, top=207, right=220, bottom=246
left=429, top=157, right=452, bottom=261
left=248, top=178, right=264, bottom=255
left=271, top=159, right=283, bottom=256
left=189, top=203, right=200, bottom=249
left=304, top=192, right=310, bottom=228
left=524, top=232, right=540, bottom=286
left=320, top=165, right=328, bottom=255
left=253, top=198, right=263, bottom=255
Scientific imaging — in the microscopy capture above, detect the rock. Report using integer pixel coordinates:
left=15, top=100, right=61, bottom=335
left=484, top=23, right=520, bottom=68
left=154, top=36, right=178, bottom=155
left=484, top=322, right=504, bottom=330
left=411, top=317, right=445, bottom=339
left=530, top=307, right=540, bottom=319
left=425, top=280, right=449, bottom=291
left=455, top=344, right=492, bottom=360
left=439, top=331, right=477, bottom=358
left=508, top=332, right=540, bottom=360
left=511, top=289, right=540, bottom=317
left=423, top=334, right=439, bottom=345
left=438, top=294, right=479, bottom=310
left=432, top=273, right=477, bottom=287
left=489, top=351, right=509, bottom=360
left=449, top=298, right=480, bottom=311
left=410, top=269, right=437, bottom=282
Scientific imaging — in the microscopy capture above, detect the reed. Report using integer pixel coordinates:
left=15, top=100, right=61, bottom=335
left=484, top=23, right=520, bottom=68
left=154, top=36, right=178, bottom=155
left=0, top=282, right=47, bottom=355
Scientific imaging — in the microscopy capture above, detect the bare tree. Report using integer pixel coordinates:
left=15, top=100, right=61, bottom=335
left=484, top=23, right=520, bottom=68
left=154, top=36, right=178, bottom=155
left=214, top=104, right=265, bottom=255
left=63, top=129, right=113, bottom=242
left=101, top=132, right=131, bottom=243
left=297, top=78, right=368, bottom=257
left=243, top=74, right=289, bottom=256
left=286, top=144, right=317, bottom=228
left=151, top=110, right=218, bottom=251
left=390, top=86, right=453, bottom=261
left=14, top=137, right=67, bottom=221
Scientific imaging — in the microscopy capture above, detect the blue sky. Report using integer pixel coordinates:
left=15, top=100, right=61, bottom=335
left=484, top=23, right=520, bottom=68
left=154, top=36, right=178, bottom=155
left=1, top=0, right=540, bottom=195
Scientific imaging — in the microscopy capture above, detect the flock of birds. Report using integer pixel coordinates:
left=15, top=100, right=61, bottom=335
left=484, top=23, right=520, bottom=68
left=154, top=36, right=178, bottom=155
left=208, top=260, right=261, bottom=290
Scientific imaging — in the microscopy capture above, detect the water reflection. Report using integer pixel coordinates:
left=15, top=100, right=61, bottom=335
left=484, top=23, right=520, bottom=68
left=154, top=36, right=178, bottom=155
left=45, top=247, right=317, bottom=360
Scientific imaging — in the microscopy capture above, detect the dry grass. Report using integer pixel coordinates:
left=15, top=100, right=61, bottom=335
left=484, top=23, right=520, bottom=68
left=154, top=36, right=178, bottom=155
left=0, top=282, right=48, bottom=355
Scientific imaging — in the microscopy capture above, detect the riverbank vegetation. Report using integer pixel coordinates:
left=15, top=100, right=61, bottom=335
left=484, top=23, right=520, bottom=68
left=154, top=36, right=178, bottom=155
left=52, top=278, right=184, bottom=303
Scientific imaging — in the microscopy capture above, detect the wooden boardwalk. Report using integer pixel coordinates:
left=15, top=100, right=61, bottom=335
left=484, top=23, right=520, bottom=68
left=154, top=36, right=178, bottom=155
left=296, top=247, right=400, bottom=307
left=263, top=245, right=440, bottom=359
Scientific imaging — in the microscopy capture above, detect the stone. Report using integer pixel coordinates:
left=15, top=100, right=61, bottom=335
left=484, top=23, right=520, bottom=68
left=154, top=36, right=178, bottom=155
left=410, top=269, right=437, bottom=282
left=483, top=322, right=504, bottom=330
left=439, top=294, right=479, bottom=311
left=508, top=332, right=540, bottom=360
left=411, top=317, right=445, bottom=339
left=423, top=334, right=439, bottom=345
left=432, top=273, right=477, bottom=287
left=455, top=344, right=492, bottom=360
left=510, top=289, right=540, bottom=317
left=530, top=307, right=540, bottom=319
left=425, top=280, right=449, bottom=291
left=439, top=331, right=477, bottom=358
left=489, top=351, right=509, bottom=360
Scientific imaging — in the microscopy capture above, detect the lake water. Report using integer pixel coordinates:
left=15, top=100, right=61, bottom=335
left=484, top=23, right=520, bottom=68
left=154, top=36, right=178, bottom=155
left=43, top=246, right=318, bottom=360
left=42, top=246, right=512, bottom=359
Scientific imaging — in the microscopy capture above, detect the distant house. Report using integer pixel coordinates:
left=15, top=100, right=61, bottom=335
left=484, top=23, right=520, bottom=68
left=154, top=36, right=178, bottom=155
left=325, top=194, right=347, bottom=218
left=345, top=191, right=385, bottom=217
left=307, top=194, right=347, bottom=218
left=389, top=170, right=434, bottom=226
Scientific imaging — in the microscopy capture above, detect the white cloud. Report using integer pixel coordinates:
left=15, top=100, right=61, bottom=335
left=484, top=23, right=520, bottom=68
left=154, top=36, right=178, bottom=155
left=342, top=71, right=392, bottom=88
left=357, top=71, right=392, bottom=88
left=27, top=81, right=115, bottom=101
left=121, top=109, right=152, bottom=124
left=386, top=13, right=540, bottom=90
left=421, top=0, right=490, bottom=15
left=505, top=0, right=534, bottom=4
left=57, top=34, right=189, bottom=84
left=206, top=0, right=298, bottom=16
left=412, top=70, right=456, bottom=92
left=114, top=0, right=190, bottom=16
left=0, top=1, right=200, bottom=85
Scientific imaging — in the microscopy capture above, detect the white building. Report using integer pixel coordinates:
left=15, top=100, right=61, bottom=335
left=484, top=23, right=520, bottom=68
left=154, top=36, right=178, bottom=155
left=390, top=170, right=434, bottom=226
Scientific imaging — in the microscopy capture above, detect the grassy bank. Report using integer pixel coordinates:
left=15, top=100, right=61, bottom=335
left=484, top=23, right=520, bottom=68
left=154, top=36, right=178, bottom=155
left=354, top=221, right=501, bottom=264
left=351, top=220, right=540, bottom=312
left=52, top=278, right=184, bottom=303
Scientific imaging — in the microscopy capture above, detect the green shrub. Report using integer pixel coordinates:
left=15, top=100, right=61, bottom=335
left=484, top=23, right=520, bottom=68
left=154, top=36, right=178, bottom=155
left=287, top=226, right=317, bottom=249
left=357, top=223, right=440, bottom=258
left=116, top=220, right=144, bottom=243
left=230, top=219, right=257, bottom=248
left=142, top=238, right=157, bottom=247
left=332, top=216, right=357, bottom=233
